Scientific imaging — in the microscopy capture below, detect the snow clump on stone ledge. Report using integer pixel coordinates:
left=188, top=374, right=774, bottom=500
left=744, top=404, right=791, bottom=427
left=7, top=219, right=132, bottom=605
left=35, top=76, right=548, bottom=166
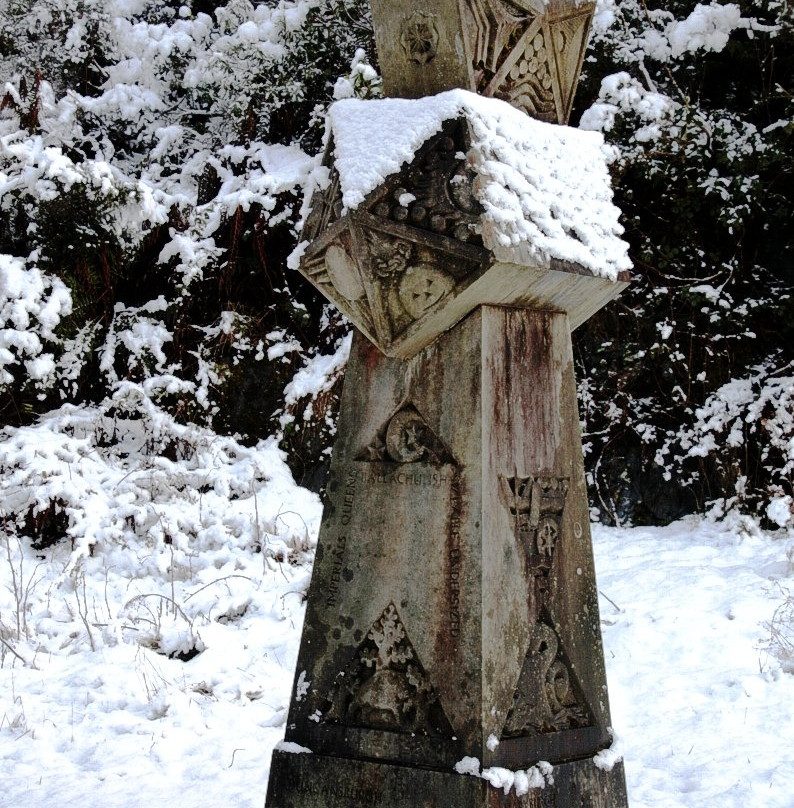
left=325, top=89, right=631, bottom=281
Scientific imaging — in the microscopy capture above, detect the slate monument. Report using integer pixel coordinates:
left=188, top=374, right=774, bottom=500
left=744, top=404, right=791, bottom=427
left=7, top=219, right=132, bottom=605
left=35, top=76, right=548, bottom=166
left=266, top=2, right=631, bottom=806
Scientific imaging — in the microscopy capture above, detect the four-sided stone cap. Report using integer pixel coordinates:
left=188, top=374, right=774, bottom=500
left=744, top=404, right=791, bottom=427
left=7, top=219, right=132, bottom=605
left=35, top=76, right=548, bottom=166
left=292, top=90, right=631, bottom=359
left=370, top=0, right=596, bottom=125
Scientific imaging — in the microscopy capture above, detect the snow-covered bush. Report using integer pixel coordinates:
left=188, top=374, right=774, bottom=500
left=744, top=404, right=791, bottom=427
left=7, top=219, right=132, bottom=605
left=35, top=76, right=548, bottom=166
left=574, top=0, right=794, bottom=524
left=0, top=0, right=375, bottom=486
left=0, top=390, right=321, bottom=660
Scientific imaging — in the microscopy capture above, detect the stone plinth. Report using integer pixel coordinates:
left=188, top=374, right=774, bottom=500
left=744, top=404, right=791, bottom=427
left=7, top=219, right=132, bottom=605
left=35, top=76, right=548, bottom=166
left=268, top=749, right=627, bottom=808
left=265, top=306, right=628, bottom=808
left=370, top=0, right=595, bottom=124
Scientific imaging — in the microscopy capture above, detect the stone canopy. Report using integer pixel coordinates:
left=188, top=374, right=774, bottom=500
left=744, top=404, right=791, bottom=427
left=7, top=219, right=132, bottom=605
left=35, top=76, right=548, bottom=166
left=294, top=90, right=631, bottom=359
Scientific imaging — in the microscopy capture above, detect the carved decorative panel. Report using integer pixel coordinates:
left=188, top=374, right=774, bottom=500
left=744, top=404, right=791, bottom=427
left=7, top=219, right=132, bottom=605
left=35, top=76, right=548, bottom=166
left=500, top=475, right=569, bottom=596
left=470, top=1, right=594, bottom=124
left=322, top=603, right=454, bottom=737
left=368, top=120, right=482, bottom=246
left=502, top=613, right=593, bottom=737
left=357, top=404, right=454, bottom=464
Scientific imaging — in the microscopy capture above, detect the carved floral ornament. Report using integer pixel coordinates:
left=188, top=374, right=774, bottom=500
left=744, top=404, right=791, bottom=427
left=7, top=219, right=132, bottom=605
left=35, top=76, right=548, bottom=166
left=400, top=11, right=440, bottom=65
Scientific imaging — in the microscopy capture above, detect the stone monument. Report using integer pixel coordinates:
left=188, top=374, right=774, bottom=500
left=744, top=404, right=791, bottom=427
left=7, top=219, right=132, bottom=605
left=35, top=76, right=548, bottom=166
left=265, top=2, right=631, bottom=807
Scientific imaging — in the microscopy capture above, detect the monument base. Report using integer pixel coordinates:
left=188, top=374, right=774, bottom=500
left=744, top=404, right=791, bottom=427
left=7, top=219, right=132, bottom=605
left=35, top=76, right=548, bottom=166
left=266, top=748, right=628, bottom=808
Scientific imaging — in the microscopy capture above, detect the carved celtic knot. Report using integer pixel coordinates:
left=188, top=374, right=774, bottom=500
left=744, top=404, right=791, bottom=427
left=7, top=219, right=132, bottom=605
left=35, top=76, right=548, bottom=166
left=400, top=11, right=440, bottom=64
left=366, top=232, right=413, bottom=278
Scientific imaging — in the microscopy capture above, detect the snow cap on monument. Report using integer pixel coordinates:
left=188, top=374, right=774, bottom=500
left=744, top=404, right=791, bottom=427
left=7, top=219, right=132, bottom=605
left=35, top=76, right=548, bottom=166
left=295, top=90, right=631, bottom=359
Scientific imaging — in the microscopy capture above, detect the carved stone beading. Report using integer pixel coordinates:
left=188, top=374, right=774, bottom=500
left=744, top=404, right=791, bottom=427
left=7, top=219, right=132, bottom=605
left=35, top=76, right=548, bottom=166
left=370, top=121, right=482, bottom=245
left=322, top=603, right=454, bottom=737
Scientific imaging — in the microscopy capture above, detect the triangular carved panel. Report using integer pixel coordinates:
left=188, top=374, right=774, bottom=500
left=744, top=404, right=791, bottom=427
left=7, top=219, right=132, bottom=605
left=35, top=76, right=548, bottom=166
left=357, top=404, right=455, bottom=465
left=549, top=11, right=593, bottom=123
left=351, top=223, right=487, bottom=347
left=322, top=603, right=454, bottom=737
left=502, top=612, right=593, bottom=737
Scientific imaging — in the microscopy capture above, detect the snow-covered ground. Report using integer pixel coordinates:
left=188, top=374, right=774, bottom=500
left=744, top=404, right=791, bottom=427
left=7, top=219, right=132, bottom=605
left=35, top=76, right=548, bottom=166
left=2, top=480, right=793, bottom=807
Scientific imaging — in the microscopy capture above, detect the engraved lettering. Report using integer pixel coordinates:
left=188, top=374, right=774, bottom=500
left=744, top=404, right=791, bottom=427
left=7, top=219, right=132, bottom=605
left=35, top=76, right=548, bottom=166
left=447, top=473, right=463, bottom=637
left=325, top=535, right=348, bottom=608
left=283, top=770, right=379, bottom=802
left=340, top=471, right=356, bottom=526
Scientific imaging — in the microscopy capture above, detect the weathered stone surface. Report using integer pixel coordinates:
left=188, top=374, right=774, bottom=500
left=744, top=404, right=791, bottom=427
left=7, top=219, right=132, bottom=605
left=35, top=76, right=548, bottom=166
left=266, top=748, right=628, bottom=808
left=266, top=307, right=627, bottom=807
left=370, top=0, right=595, bottom=124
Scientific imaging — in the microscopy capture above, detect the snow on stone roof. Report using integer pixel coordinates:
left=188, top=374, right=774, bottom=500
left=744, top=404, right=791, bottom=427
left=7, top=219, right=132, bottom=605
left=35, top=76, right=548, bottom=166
left=327, top=89, right=631, bottom=281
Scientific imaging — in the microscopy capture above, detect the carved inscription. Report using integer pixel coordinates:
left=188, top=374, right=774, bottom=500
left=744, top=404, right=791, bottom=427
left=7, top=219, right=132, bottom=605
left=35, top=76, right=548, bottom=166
left=358, top=404, right=455, bottom=465
left=354, top=469, right=453, bottom=486
left=322, top=603, right=454, bottom=737
left=325, top=534, right=347, bottom=609
left=282, top=770, right=379, bottom=804
left=447, top=472, right=464, bottom=638
left=340, top=470, right=356, bottom=526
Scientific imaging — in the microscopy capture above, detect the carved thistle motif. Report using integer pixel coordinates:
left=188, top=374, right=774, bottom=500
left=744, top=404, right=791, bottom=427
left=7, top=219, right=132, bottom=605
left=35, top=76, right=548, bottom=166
left=323, top=603, right=454, bottom=737
left=370, top=120, right=482, bottom=245
left=357, top=404, right=454, bottom=465
left=400, top=11, right=440, bottom=64
left=502, top=614, right=592, bottom=737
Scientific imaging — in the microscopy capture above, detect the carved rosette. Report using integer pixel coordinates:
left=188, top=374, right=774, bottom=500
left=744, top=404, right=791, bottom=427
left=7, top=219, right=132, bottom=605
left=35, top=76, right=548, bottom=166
left=400, top=11, right=440, bottom=64
left=322, top=603, right=454, bottom=737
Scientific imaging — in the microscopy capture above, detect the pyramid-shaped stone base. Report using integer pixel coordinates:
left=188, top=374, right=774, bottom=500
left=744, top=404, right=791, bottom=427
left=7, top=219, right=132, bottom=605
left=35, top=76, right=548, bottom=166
left=265, top=306, right=628, bottom=807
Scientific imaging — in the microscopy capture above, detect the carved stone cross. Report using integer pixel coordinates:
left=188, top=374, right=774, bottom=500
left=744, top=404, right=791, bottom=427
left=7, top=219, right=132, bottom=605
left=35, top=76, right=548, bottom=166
left=266, top=3, right=631, bottom=807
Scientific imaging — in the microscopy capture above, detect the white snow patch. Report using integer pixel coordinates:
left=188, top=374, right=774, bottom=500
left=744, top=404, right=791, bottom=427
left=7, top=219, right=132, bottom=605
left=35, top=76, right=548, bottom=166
left=326, top=90, right=630, bottom=279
